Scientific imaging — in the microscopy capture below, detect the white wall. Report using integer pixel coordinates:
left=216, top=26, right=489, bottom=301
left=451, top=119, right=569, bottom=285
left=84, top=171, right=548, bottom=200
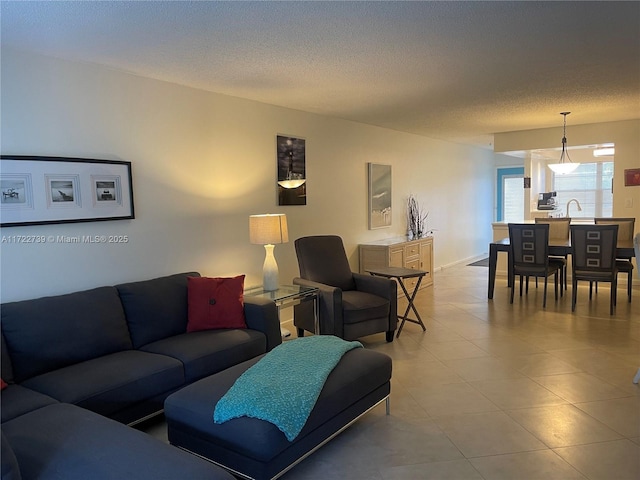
left=494, top=120, right=640, bottom=222
left=1, top=49, right=498, bottom=302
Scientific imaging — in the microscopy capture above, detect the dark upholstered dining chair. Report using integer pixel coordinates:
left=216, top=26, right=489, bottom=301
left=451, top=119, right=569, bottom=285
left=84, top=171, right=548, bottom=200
left=570, top=224, right=619, bottom=315
left=508, top=223, right=561, bottom=308
left=594, top=217, right=635, bottom=302
left=535, top=217, right=571, bottom=290
left=292, top=235, right=397, bottom=342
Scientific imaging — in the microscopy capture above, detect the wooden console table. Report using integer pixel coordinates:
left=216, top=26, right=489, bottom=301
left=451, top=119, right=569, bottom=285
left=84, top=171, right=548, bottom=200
left=359, top=236, right=433, bottom=295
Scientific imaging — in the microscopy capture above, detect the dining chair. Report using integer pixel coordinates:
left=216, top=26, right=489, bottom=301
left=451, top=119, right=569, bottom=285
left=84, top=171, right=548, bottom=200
left=634, top=233, right=640, bottom=384
left=594, top=217, right=635, bottom=302
left=508, top=223, right=561, bottom=308
left=570, top=224, right=619, bottom=315
left=535, top=217, right=571, bottom=290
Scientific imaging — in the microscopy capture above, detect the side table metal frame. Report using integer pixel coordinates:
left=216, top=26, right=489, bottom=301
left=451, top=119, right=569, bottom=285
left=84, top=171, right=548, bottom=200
left=366, top=267, right=427, bottom=338
left=244, top=285, right=320, bottom=336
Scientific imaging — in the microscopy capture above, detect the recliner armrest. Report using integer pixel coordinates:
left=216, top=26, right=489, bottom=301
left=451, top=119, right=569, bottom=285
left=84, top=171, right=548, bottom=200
left=353, top=273, right=397, bottom=300
left=293, top=277, right=343, bottom=335
left=353, top=273, right=398, bottom=333
left=293, top=277, right=340, bottom=295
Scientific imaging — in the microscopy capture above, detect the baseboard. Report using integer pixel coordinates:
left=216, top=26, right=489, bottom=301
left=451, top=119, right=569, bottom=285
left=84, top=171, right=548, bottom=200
left=281, top=317, right=295, bottom=335
left=438, top=253, right=488, bottom=271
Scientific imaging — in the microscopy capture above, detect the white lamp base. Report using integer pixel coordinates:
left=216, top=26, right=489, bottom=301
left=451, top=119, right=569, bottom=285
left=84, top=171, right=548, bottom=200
left=262, top=244, right=279, bottom=291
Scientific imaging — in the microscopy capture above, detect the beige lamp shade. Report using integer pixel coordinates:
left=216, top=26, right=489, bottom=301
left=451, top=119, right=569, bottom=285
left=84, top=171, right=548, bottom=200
left=249, top=214, right=289, bottom=245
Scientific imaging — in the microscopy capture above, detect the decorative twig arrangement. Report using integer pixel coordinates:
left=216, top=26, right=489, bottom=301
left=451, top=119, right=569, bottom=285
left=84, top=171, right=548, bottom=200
left=407, top=194, right=429, bottom=239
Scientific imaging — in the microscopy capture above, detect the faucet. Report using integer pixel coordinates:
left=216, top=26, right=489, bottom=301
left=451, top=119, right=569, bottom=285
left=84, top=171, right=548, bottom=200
left=566, top=198, right=582, bottom=217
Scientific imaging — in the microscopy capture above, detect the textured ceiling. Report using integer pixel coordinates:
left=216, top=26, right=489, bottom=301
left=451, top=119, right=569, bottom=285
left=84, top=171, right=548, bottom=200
left=1, top=1, right=639, bottom=147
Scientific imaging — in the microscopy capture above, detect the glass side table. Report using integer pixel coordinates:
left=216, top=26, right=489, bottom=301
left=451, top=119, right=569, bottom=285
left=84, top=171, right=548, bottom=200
left=244, top=285, right=319, bottom=338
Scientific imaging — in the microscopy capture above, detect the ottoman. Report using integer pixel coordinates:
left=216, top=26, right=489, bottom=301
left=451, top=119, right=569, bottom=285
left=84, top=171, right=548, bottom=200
left=165, top=347, right=392, bottom=480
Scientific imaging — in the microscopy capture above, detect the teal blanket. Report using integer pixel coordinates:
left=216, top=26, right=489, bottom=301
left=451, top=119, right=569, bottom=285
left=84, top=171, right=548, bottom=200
left=213, top=336, right=362, bottom=441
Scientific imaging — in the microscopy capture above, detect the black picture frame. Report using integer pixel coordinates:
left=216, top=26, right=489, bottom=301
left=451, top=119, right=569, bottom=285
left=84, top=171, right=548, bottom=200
left=368, top=163, right=392, bottom=229
left=0, top=155, right=134, bottom=227
left=276, top=135, right=306, bottom=206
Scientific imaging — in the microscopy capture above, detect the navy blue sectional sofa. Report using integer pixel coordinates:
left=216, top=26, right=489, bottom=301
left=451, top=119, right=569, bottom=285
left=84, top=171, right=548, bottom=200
left=1, top=272, right=282, bottom=480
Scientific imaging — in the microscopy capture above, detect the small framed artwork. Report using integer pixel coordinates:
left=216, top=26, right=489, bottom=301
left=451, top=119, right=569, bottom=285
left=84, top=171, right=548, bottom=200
left=1, top=174, right=34, bottom=211
left=624, top=168, right=640, bottom=187
left=91, top=175, right=122, bottom=206
left=277, top=135, right=306, bottom=206
left=45, top=174, right=81, bottom=208
left=0, top=155, right=134, bottom=227
left=368, top=163, right=392, bottom=229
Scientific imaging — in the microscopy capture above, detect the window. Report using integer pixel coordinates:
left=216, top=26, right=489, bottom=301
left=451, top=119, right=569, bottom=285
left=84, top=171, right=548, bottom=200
left=552, top=162, right=613, bottom=217
left=497, top=167, right=524, bottom=222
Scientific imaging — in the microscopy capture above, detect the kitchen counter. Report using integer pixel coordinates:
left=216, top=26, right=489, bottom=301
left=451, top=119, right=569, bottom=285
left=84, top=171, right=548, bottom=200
left=492, top=218, right=596, bottom=227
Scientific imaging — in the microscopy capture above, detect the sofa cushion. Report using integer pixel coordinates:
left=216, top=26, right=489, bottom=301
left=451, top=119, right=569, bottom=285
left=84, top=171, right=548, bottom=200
left=21, top=350, right=184, bottom=418
left=1, top=403, right=234, bottom=480
left=167, top=349, right=391, bottom=461
left=1, top=432, right=20, bottom=480
left=341, top=290, right=390, bottom=324
left=187, top=275, right=247, bottom=332
left=165, top=348, right=392, bottom=479
left=140, top=329, right=266, bottom=383
left=1, top=287, right=132, bottom=382
left=1, top=384, right=58, bottom=424
left=116, top=272, right=200, bottom=348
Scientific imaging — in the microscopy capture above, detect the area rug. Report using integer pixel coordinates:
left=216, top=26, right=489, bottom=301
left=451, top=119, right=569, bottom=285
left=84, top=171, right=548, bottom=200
left=468, top=257, right=489, bottom=267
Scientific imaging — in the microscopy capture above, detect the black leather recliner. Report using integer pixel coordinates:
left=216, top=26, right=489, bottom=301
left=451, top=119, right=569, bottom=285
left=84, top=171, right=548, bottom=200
left=293, top=235, right=397, bottom=342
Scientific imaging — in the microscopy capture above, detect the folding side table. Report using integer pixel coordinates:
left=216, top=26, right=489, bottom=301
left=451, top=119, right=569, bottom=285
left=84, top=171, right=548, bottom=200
left=366, top=266, right=427, bottom=338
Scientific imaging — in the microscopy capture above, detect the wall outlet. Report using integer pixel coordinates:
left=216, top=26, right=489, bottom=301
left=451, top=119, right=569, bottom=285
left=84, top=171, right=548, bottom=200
left=625, top=198, right=633, bottom=208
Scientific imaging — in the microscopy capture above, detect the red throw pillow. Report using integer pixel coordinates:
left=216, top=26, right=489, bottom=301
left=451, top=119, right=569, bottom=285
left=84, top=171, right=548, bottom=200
left=1, top=378, right=7, bottom=390
left=187, top=275, right=247, bottom=332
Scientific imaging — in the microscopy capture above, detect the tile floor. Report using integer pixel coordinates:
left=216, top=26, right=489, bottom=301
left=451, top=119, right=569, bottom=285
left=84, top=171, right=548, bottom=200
left=139, top=264, right=640, bottom=479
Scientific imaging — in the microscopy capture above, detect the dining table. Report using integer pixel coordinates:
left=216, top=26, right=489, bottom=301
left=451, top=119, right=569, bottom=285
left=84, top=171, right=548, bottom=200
left=487, top=237, right=636, bottom=299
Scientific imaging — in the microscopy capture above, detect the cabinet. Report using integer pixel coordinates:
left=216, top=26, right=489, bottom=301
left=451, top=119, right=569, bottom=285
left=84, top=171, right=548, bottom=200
left=359, top=237, right=434, bottom=294
left=530, top=210, right=563, bottom=219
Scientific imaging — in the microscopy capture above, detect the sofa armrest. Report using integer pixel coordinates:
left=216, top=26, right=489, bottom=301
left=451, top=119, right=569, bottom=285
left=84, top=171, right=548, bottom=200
left=243, top=297, right=282, bottom=351
left=292, top=277, right=343, bottom=336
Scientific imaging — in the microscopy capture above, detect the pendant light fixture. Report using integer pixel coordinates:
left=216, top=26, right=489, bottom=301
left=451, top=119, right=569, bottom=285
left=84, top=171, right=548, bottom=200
left=548, top=112, right=579, bottom=175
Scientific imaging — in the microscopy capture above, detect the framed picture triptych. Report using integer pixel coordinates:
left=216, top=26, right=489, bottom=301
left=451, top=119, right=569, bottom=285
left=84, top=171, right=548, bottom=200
left=0, top=156, right=134, bottom=227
